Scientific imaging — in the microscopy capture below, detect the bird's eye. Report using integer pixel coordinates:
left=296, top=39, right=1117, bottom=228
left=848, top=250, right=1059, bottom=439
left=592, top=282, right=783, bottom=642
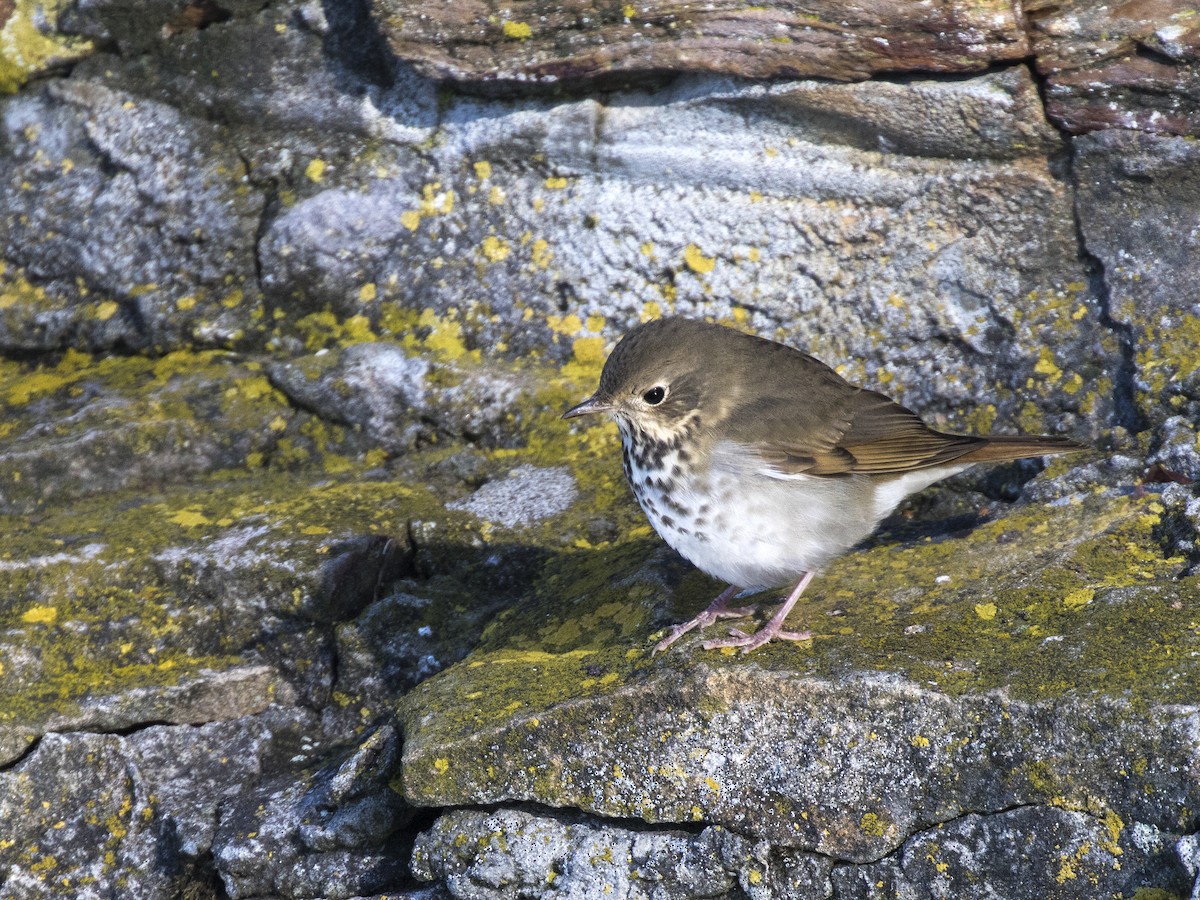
left=642, top=386, right=666, bottom=405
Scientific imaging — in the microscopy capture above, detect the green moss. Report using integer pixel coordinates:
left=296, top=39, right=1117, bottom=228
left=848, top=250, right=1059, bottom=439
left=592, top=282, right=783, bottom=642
left=0, top=464, right=469, bottom=730
left=398, top=484, right=1199, bottom=805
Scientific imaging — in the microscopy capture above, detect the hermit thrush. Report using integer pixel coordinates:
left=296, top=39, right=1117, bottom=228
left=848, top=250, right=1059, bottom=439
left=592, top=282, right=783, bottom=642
left=563, top=316, right=1084, bottom=653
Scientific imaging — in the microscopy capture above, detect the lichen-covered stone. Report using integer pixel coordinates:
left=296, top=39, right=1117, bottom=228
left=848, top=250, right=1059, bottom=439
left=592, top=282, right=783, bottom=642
left=0, top=708, right=316, bottom=897
left=832, top=805, right=1192, bottom=899
left=0, top=439, right=438, bottom=762
left=0, top=0, right=94, bottom=93
left=0, top=79, right=264, bottom=351
left=1073, top=129, right=1200, bottom=439
left=256, top=68, right=1108, bottom=445
left=0, top=350, right=297, bottom=513
left=412, top=807, right=832, bottom=900
left=4, top=0, right=1200, bottom=894
left=400, top=486, right=1199, bottom=864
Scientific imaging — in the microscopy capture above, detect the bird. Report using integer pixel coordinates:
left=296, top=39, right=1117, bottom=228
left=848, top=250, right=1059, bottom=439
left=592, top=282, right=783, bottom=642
left=562, top=316, right=1085, bottom=653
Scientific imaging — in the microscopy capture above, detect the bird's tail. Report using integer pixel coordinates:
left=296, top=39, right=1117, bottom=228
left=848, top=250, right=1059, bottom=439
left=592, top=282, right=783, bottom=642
left=955, top=433, right=1087, bottom=465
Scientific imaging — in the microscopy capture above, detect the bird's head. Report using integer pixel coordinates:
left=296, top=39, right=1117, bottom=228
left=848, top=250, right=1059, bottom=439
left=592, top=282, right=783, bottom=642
left=562, top=317, right=736, bottom=441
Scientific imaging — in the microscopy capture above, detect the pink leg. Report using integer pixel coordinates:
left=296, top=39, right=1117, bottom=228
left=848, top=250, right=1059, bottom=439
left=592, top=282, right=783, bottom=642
left=653, top=585, right=757, bottom=653
left=702, top=571, right=815, bottom=654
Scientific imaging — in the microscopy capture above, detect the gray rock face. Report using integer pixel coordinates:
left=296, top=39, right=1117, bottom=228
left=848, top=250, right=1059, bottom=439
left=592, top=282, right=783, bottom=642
left=413, top=805, right=1193, bottom=900
left=413, top=807, right=832, bottom=900
left=448, top=465, right=577, bottom=529
left=0, top=79, right=264, bottom=351
left=4, top=0, right=1200, bottom=896
left=834, top=806, right=1191, bottom=899
left=1074, top=129, right=1200, bottom=436
left=402, top=663, right=1200, bottom=863
left=0, top=709, right=316, bottom=898
left=213, top=725, right=411, bottom=899
left=267, top=341, right=531, bottom=451
left=246, top=65, right=1108, bottom=444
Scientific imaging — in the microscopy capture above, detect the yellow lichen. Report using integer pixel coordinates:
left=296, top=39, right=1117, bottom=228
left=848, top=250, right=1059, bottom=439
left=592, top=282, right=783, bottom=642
left=1062, top=588, right=1094, bottom=610
left=572, top=337, right=606, bottom=367
left=20, top=605, right=58, bottom=625
left=480, top=236, right=511, bottom=262
left=304, top=159, right=326, bottom=182
left=683, top=244, right=715, bottom=275
left=531, top=239, right=553, bottom=269
left=859, top=812, right=887, bottom=837
left=169, top=509, right=213, bottom=528
left=0, top=0, right=94, bottom=93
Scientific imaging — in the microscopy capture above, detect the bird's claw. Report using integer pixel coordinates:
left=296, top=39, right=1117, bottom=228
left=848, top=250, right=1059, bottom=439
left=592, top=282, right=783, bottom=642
left=652, top=605, right=757, bottom=653
left=701, top=625, right=813, bottom=653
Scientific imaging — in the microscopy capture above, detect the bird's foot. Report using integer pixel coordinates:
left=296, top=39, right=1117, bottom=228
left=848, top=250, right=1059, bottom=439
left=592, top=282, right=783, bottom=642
left=702, top=624, right=812, bottom=654
left=653, top=586, right=756, bottom=653
left=654, top=606, right=757, bottom=652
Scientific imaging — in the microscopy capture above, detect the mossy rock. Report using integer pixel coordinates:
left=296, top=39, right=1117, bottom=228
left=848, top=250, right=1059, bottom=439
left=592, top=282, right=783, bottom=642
left=399, top=485, right=1200, bottom=861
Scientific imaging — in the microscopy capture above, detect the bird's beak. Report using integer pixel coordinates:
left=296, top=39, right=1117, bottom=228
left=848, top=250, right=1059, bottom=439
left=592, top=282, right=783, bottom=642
left=562, top=394, right=613, bottom=419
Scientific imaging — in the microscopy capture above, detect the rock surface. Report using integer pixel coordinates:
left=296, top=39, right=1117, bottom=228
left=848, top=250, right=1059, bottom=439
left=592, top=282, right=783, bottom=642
left=400, top=487, right=1200, bottom=896
left=1030, top=0, right=1200, bottom=135
left=1, top=0, right=1199, bottom=896
left=372, top=0, right=1030, bottom=84
left=373, top=0, right=1200, bottom=138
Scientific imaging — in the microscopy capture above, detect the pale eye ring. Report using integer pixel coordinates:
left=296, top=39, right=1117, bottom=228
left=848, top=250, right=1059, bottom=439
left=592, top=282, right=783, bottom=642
left=642, top=386, right=666, bottom=405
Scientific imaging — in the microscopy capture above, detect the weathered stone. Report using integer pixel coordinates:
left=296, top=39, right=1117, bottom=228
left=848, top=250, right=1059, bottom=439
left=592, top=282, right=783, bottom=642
left=745, top=65, right=1062, bottom=161
left=266, top=342, right=533, bottom=451
left=448, top=464, right=577, bottom=529
left=412, top=807, right=833, bottom=900
left=259, top=69, right=1104, bottom=444
left=65, top=0, right=438, bottom=166
left=400, top=487, right=1199, bottom=863
left=6, top=0, right=1200, bottom=894
left=0, top=708, right=316, bottom=897
left=213, top=726, right=411, bottom=900
left=832, top=805, right=1192, bottom=899
left=58, top=0, right=270, bottom=54
left=0, top=80, right=264, bottom=352
left=0, top=351, right=297, bottom=514
left=1073, top=129, right=1200, bottom=435
left=372, top=0, right=1029, bottom=85
left=0, top=461, right=423, bottom=763
left=1029, top=0, right=1200, bottom=135
left=333, top=585, right=514, bottom=718
left=0, top=0, right=94, bottom=92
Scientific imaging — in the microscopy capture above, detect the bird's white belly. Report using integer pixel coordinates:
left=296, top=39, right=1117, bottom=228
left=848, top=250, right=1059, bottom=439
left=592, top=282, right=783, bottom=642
left=625, top=444, right=871, bottom=589
left=625, top=438, right=968, bottom=590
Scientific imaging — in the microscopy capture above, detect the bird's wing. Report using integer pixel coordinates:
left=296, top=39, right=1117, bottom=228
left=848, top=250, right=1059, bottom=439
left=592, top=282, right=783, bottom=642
left=730, top=384, right=986, bottom=478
